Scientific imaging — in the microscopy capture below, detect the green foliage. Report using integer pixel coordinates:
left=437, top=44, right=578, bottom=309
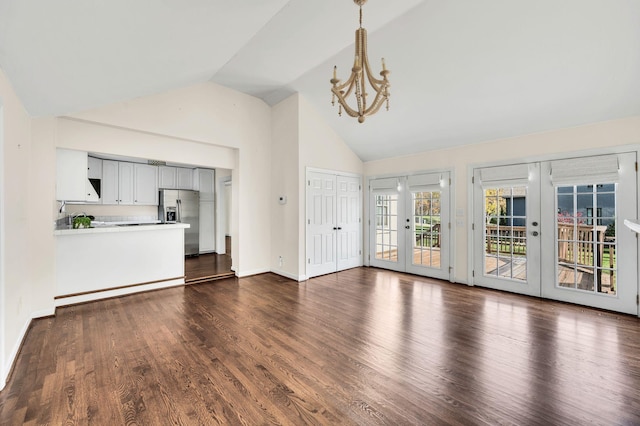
left=73, top=216, right=92, bottom=229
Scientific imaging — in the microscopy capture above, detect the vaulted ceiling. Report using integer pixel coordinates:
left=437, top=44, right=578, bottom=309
left=1, top=0, right=639, bottom=161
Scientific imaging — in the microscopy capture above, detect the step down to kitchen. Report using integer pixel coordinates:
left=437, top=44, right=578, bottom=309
left=185, top=272, right=235, bottom=285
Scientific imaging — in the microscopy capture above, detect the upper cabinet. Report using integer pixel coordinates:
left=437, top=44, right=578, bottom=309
left=87, top=156, right=102, bottom=179
left=56, top=149, right=87, bottom=201
left=159, top=166, right=194, bottom=190
left=134, top=164, right=159, bottom=205
left=158, top=166, right=177, bottom=189
left=177, top=167, right=194, bottom=190
left=102, top=160, right=132, bottom=205
left=56, top=148, right=99, bottom=202
left=102, top=161, right=157, bottom=205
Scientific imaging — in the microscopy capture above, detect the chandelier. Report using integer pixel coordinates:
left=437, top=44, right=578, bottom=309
left=331, top=0, right=390, bottom=123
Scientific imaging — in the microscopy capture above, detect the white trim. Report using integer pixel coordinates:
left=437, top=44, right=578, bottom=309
left=54, top=278, right=185, bottom=307
left=271, top=269, right=308, bottom=282
left=306, top=166, right=361, bottom=178
left=0, top=101, right=5, bottom=390
left=236, top=267, right=270, bottom=278
left=2, top=317, right=29, bottom=391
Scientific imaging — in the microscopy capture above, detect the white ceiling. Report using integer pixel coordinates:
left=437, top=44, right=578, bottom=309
left=1, top=0, right=639, bottom=161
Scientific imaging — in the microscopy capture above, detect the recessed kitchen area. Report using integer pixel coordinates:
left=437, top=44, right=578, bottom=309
left=54, top=147, right=233, bottom=306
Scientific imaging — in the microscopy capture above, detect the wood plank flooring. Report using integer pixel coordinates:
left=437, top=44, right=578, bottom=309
left=184, top=252, right=233, bottom=284
left=2, top=267, right=640, bottom=425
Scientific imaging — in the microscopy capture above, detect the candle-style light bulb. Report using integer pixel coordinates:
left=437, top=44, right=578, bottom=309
left=333, top=65, right=337, bottom=79
left=382, top=57, right=386, bottom=71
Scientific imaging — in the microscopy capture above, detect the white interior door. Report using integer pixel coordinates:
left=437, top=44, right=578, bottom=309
left=336, top=175, right=362, bottom=271
left=473, top=163, right=542, bottom=297
left=307, top=172, right=337, bottom=277
left=307, top=171, right=362, bottom=278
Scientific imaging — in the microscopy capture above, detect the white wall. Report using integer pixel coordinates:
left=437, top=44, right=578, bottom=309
left=270, top=95, right=300, bottom=279
left=215, top=168, right=231, bottom=254
left=0, top=69, right=55, bottom=389
left=364, top=115, right=640, bottom=283
left=59, top=82, right=272, bottom=276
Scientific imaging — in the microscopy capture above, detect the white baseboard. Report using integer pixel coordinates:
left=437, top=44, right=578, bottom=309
left=1, top=316, right=31, bottom=391
left=236, top=268, right=270, bottom=278
left=271, top=269, right=308, bottom=282
left=32, top=307, right=56, bottom=318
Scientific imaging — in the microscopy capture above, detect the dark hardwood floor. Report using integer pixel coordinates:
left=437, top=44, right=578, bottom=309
left=185, top=236, right=233, bottom=284
left=2, top=267, right=640, bottom=425
left=185, top=253, right=233, bottom=284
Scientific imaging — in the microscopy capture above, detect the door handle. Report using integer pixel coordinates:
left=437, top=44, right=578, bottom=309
left=405, top=225, right=411, bottom=229
left=532, top=231, right=539, bottom=236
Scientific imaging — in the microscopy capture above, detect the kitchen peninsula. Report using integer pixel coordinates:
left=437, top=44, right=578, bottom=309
left=54, top=222, right=189, bottom=306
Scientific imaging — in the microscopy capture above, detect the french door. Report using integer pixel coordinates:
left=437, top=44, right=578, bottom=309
left=370, top=172, right=451, bottom=281
left=473, top=153, right=638, bottom=315
left=472, top=163, right=542, bottom=296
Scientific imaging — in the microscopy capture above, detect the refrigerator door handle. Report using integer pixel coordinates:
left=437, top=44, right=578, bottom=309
left=176, top=199, right=182, bottom=222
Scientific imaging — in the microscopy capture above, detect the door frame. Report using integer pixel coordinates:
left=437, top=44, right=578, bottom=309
left=468, top=146, right=640, bottom=317
left=365, top=168, right=455, bottom=282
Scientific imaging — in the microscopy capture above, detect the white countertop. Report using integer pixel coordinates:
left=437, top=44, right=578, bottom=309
left=54, top=222, right=190, bottom=236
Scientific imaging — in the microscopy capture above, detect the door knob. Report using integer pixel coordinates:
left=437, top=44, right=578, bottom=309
left=532, top=231, right=539, bottom=236
left=532, top=221, right=539, bottom=226
left=405, top=225, right=411, bottom=229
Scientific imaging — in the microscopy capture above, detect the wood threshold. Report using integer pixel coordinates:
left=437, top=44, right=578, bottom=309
left=54, top=276, right=185, bottom=299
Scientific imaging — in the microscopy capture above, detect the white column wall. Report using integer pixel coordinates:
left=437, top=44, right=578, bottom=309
left=0, top=69, right=51, bottom=389
left=270, top=95, right=300, bottom=280
left=364, top=116, right=640, bottom=283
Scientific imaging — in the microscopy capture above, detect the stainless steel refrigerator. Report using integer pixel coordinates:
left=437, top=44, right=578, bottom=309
left=158, top=189, right=200, bottom=256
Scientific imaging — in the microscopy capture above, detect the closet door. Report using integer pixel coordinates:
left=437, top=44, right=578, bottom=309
left=306, top=171, right=363, bottom=278
left=336, top=175, right=362, bottom=271
left=307, top=171, right=338, bottom=277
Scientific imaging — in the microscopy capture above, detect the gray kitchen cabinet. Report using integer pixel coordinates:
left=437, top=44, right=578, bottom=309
left=87, top=156, right=102, bottom=179
left=102, top=160, right=134, bottom=205
left=158, top=166, right=177, bottom=189
left=177, top=167, right=194, bottom=190
left=199, top=200, right=215, bottom=253
left=134, top=163, right=159, bottom=205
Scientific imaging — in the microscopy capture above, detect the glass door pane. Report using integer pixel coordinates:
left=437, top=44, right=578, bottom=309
left=411, top=191, right=441, bottom=268
left=374, top=194, right=399, bottom=262
left=483, top=186, right=528, bottom=281
left=556, top=184, right=617, bottom=295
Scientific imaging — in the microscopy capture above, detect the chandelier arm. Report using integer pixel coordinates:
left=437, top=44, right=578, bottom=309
left=333, top=76, right=357, bottom=101
left=362, top=89, right=387, bottom=116
left=332, top=91, right=362, bottom=118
